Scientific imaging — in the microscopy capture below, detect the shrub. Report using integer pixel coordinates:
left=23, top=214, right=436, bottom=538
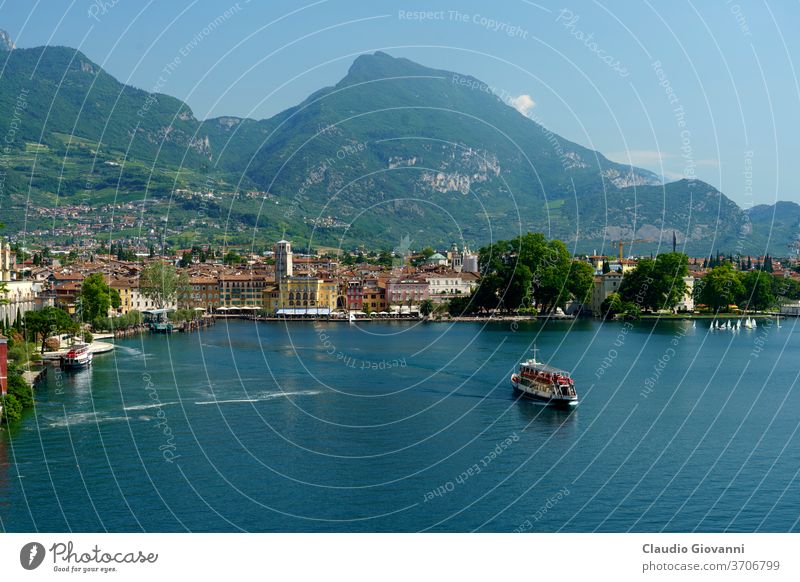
left=1, top=394, right=22, bottom=423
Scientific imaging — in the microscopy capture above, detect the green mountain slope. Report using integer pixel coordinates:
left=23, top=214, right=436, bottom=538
left=0, top=39, right=795, bottom=256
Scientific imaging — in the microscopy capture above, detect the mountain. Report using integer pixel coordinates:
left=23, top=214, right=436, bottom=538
left=0, top=45, right=795, bottom=256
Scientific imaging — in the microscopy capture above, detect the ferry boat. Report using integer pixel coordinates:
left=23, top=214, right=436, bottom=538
left=510, top=348, right=578, bottom=407
left=60, top=342, right=93, bottom=369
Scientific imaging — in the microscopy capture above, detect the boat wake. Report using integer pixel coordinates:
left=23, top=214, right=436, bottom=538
left=123, top=401, right=180, bottom=411
left=195, top=390, right=321, bottom=405
left=113, top=345, right=144, bottom=356
left=41, top=412, right=133, bottom=428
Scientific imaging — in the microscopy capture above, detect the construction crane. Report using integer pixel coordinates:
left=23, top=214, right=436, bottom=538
left=615, top=239, right=649, bottom=262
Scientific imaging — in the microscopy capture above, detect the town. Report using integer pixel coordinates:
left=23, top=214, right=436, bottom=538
left=2, top=235, right=800, bottom=331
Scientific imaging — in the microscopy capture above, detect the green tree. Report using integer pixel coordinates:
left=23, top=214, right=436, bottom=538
left=619, top=253, right=688, bottom=312
left=566, top=260, right=595, bottom=305
left=475, top=233, right=594, bottom=314
left=697, top=264, right=745, bottom=312
left=1, top=393, right=22, bottom=423
left=739, top=271, right=774, bottom=310
left=79, top=273, right=113, bottom=322
left=139, top=262, right=180, bottom=309
left=419, top=299, right=435, bottom=317
left=447, top=295, right=473, bottom=316
left=24, top=306, right=77, bottom=353
left=223, top=250, right=243, bottom=265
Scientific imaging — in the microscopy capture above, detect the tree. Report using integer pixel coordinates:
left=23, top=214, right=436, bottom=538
left=619, top=253, right=688, bottom=312
left=739, top=271, right=774, bottom=310
left=566, top=260, right=594, bottom=305
left=447, top=296, right=473, bottom=316
left=0, top=281, right=9, bottom=306
left=24, top=306, right=78, bottom=352
left=223, top=250, right=243, bottom=265
left=475, top=233, right=593, bottom=314
left=1, top=394, right=22, bottom=423
left=79, top=273, right=113, bottom=322
left=652, top=252, right=689, bottom=310
left=697, top=265, right=744, bottom=312
left=139, top=262, right=180, bottom=309
left=601, top=292, right=623, bottom=318
left=110, top=288, right=121, bottom=310
left=419, top=299, right=435, bottom=317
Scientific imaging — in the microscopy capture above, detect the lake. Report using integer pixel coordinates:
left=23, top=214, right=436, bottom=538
left=1, top=317, right=799, bottom=532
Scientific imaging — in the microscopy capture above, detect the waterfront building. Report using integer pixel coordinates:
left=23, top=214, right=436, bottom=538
left=780, top=302, right=800, bottom=317
left=590, top=272, right=624, bottom=316
left=263, top=284, right=280, bottom=312
left=675, top=276, right=695, bottom=313
left=110, top=278, right=137, bottom=314
left=182, top=277, right=220, bottom=311
left=277, top=276, right=338, bottom=312
left=387, top=277, right=430, bottom=306
left=361, top=278, right=387, bottom=312
left=0, top=248, right=51, bottom=324
left=129, top=287, right=176, bottom=312
left=425, top=272, right=475, bottom=303
left=219, top=274, right=267, bottom=308
left=344, top=279, right=363, bottom=311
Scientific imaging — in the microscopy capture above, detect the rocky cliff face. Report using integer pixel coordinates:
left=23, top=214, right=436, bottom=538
left=0, top=29, right=15, bottom=51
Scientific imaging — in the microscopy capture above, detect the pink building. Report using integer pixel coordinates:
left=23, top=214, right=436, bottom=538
left=386, top=277, right=429, bottom=305
left=345, top=279, right=363, bottom=310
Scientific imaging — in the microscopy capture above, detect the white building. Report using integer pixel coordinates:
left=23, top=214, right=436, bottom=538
left=425, top=272, right=476, bottom=303
left=675, top=276, right=695, bottom=313
left=0, top=281, right=52, bottom=326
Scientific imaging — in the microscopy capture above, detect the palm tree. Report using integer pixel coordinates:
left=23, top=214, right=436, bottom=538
left=419, top=299, right=435, bottom=318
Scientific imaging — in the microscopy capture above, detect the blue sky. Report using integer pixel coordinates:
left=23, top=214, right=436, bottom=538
left=1, top=0, right=798, bottom=206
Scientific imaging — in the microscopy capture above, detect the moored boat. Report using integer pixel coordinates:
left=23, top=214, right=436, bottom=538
left=60, top=342, right=93, bottom=369
left=511, top=348, right=578, bottom=408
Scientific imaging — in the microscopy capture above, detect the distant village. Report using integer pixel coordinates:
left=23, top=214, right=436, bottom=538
left=1, top=236, right=800, bottom=329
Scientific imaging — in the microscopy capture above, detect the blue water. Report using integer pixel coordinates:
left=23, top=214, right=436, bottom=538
left=1, top=318, right=799, bottom=532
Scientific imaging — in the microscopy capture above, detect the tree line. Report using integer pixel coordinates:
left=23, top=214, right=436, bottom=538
left=449, top=233, right=594, bottom=315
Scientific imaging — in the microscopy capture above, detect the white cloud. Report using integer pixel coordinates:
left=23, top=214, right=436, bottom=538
left=509, top=94, right=536, bottom=116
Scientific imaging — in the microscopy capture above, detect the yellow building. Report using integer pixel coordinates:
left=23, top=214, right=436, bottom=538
left=277, top=276, right=338, bottom=311
left=263, top=284, right=280, bottom=312
left=110, top=278, right=137, bottom=314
